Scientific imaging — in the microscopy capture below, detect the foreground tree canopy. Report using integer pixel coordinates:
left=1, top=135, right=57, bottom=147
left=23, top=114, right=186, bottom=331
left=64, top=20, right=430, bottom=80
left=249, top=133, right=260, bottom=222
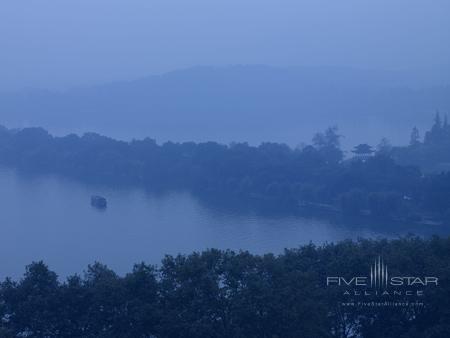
left=0, top=236, right=449, bottom=337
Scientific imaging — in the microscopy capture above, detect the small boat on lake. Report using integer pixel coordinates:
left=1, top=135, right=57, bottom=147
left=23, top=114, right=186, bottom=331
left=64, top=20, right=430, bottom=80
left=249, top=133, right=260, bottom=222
left=91, top=195, right=107, bottom=209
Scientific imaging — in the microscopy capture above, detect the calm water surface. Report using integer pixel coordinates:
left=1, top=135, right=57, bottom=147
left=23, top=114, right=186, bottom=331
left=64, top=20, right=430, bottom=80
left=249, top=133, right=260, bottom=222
left=0, top=167, right=447, bottom=279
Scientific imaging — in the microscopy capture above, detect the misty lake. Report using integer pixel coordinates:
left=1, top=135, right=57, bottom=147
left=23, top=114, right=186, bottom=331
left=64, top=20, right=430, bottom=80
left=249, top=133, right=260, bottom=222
left=0, top=167, right=448, bottom=279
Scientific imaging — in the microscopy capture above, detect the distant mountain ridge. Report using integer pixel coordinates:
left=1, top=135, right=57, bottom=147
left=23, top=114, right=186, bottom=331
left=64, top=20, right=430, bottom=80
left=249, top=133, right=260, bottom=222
left=0, top=65, right=449, bottom=148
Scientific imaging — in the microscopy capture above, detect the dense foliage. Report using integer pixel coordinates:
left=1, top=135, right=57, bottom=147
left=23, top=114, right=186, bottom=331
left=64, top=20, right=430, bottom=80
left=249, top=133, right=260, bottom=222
left=1, top=122, right=450, bottom=222
left=393, top=112, right=450, bottom=173
left=0, top=237, right=449, bottom=337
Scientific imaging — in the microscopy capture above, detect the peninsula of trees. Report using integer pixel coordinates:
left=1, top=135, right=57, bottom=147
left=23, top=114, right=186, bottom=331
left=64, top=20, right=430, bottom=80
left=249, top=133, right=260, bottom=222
left=1, top=115, right=450, bottom=223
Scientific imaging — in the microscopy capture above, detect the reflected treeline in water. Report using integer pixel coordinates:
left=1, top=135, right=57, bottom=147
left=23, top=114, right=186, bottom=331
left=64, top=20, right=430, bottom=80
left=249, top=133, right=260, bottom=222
left=1, top=116, right=450, bottom=226
left=193, top=189, right=450, bottom=239
left=1, top=236, right=449, bottom=337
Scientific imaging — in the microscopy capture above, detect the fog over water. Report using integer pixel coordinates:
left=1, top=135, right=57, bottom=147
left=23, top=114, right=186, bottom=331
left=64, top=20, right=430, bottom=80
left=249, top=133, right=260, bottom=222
left=1, top=1, right=450, bottom=279
left=1, top=65, right=450, bottom=150
left=1, top=1, right=450, bottom=147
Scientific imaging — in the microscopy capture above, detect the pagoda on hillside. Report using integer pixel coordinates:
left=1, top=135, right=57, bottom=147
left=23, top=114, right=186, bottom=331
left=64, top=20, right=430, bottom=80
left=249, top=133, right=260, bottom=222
left=352, top=143, right=374, bottom=161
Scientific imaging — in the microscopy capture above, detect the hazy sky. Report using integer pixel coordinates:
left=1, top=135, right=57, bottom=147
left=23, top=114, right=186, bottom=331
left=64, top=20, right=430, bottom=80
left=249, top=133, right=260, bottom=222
left=1, top=0, right=449, bottom=89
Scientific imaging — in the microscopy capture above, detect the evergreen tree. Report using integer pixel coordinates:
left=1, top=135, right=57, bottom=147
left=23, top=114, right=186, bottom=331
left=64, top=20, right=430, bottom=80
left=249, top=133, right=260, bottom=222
left=312, top=126, right=343, bottom=164
left=434, top=111, right=442, bottom=129
left=409, top=127, right=420, bottom=146
left=376, top=137, right=392, bottom=154
left=425, top=112, right=443, bottom=144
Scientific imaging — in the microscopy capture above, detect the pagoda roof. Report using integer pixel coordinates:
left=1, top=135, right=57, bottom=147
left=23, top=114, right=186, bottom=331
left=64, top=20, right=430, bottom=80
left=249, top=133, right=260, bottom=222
left=352, top=143, right=374, bottom=154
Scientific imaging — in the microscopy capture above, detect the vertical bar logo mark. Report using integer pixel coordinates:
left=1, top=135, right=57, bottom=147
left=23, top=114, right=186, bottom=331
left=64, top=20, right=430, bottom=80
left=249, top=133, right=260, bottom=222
left=370, top=256, right=388, bottom=289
